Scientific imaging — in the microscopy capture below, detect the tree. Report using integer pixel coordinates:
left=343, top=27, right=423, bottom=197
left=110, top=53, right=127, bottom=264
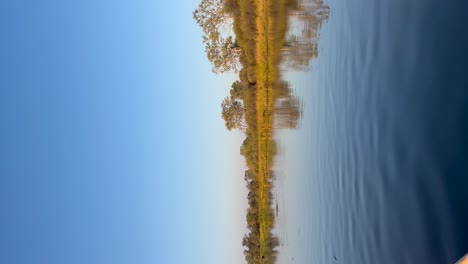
left=204, top=36, right=241, bottom=74
left=221, top=96, right=245, bottom=131
left=193, top=0, right=230, bottom=40
left=229, top=80, right=244, bottom=99
left=193, top=0, right=241, bottom=74
left=244, top=170, right=253, bottom=183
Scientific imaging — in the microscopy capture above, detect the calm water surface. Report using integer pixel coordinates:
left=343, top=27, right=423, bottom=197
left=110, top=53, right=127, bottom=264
left=276, top=0, right=468, bottom=263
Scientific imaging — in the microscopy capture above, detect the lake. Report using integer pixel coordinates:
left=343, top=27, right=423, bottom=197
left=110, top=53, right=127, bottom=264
left=275, top=0, right=468, bottom=263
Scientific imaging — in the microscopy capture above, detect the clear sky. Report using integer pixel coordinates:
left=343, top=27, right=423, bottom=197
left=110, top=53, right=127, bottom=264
left=0, top=1, right=247, bottom=263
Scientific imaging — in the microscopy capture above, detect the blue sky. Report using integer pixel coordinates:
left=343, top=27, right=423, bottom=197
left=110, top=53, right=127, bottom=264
left=0, top=1, right=247, bottom=263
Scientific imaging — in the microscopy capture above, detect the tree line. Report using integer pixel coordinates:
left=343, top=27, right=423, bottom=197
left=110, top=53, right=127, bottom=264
left=193, top=0, right=329, bottom=263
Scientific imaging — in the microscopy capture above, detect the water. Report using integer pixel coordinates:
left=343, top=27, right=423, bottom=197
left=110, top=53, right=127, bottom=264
left=275, top=0, right=468, bottom=263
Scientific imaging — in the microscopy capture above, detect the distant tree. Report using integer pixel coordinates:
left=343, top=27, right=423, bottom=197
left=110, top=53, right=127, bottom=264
left=244, top=170, right=252, bottom=183
left=221, top=96, right=246, bottom=131
left=240, top=137, right=254, bottom=157
left=204, top=36, right=241, bottom=74
left=246, top=210, right=257, bottom=227
left=193, top=0, right=241, bottom=74
left=229, top=80, right=244, bottom=99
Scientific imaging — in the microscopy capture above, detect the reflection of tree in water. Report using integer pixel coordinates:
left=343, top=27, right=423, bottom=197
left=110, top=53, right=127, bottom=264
left=276, top=97, right=302, bottom=129
left=273, top=81, right=302, bottom=129
left=274, top=0, right=329, bottom=130
left=281, top=0, right=329, bottom=71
